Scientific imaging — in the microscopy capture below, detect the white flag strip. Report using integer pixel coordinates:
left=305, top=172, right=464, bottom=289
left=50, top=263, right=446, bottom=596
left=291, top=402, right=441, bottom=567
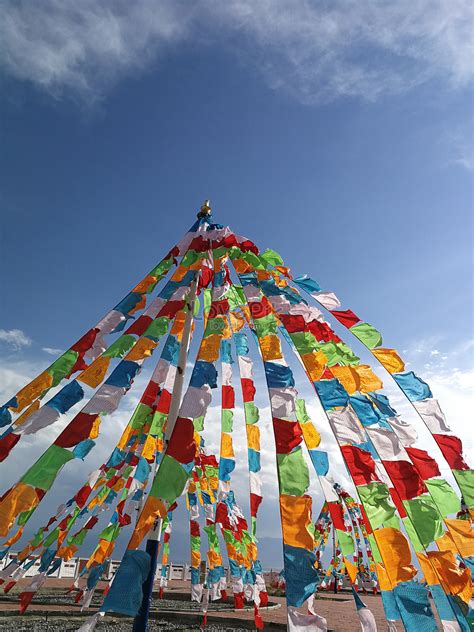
left=365, top=427, right=407, bottom=461
left=319, top=477, right=339, bottom=503
left=249, top=471, right=262, bottom=496
left=288, top=303, right=324, bottom=323
left=231, top=576, right=244, bottom=593
left=358, top=606, right=378, bottom=632
left=210, top=582, right=221, bottom=601
left=243, top=284, right=262, bottom=300
left=441, top=620, right=462, bottom=632
left=221, top=362, right=233, bottom=386
left=191, top=583, right=203, bottom=603
left=238, top=356, right=254, bottom=379
left=81, top=588, right=95, bottom=610
left=312, top=291, right=341, bottom=310
left=16, top=406, right=60, bottom=435
left=413, top=398, right=452, bottom=434
left=83, top=384, right=126, bottom=415
left=269, top=387, right=297, bottom=417
left=76, top=612, right=105, bottom=632
left=179, top=385, right=212, bottom=419
left=352, top=587, right=377, bottom=632
left=288, top=607, right=328, bottom=631
left=150, top=358, right=170, bottom=384
left=385, top=417, right=418, bottom=447
left=328, top=405, right=367, bottom=445
left=268, top=295, right=293, bottom=314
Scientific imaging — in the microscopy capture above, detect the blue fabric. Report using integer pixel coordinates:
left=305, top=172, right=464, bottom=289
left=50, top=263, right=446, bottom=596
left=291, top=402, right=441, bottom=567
left=354, top=440, right=379, bottom=460
left=106, top=360, right=140, bottom=388
left=283, top=544, right=320, bottom=608
left=214, top=270, right=226, bottom=286
left=135, top=457, right=150, bottom=483
left=239, top=273, right=256, bottom=286
left=315, top=379, right=349, bottom=410
left=264, top=362, right=295, bottom=388
left=191, top=568, right=200, bottom=584
left=229, top=559, right=241, bottom=577
left=110, top=316, right=130, bottom=334
left=47, top=558, right=62, bottom=576
left=393, top=372, right=432, bottom=402
left=87, top=562, right=106, bottom=589
left=105, top=490, right=117, bottom=505
left=350, top=394, right=381, bottom=426
left=234, top=333, right=249, bottom=357
left=464, top=556, right=474, bottom=580
left=381, top=590, right=401, bottom=621
left=429, top=584, right=457, bottom=622
left=48, top=380, right=84, bottom=414
left=189, top=361, right=218, bottom=388
left=281, top=287, right=303, bottom=304
left=182, top=460, right=194, bottom=475
left=446, top=596, right=473, bottom=632
left=161, top=336, right=180, bottom=365
left=188, top=492, right=198, bottom=506
left=219, top=457, right=235, bottom=481
left=351, top=586, right=368, bottom=611
left=101, top=550, right=151, bottom=616
left=393, top=581, right=437, bottom=630
left=201, top=491, right=211, bottom=505
left=39, top=548, right=56, bottom=573
left=221, top=340, right=234, bottom=364
left=225, top=491, right=236, bottom=507
left=107, top=448, right=126, bottom=467
left=243, top=568, right=256, bottom=584
left=24, top=557, right=38, bottom=571
left=253, top=560, right=263, bottom=574
left=159, top=281, right=180, bottom=300
left=259, top=280, right=282, bottom=297
left=248, top=449, right=261, bottom=473
left=308, top=450, right=329, bottom=476
left=179, top=270, right=196, bottom=286
left=369, top=392, right=398, bottom=417
left=115, top=292, right=143, bottom=316
left=73, top=439, right=95, bottom=460
left=207, top=567, right=221, bottom=584
left=0, top=406, right=12, bottom=428
left=294, top=275, right=321, bottom=293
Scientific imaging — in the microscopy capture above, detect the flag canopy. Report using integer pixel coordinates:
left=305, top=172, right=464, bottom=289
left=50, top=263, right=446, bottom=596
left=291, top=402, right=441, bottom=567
left=0, top=202, right=472, bottom=631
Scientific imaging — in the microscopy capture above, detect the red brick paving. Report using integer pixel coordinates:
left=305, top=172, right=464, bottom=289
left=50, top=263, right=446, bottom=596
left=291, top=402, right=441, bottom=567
left=0, top=578, right=409, bottom=631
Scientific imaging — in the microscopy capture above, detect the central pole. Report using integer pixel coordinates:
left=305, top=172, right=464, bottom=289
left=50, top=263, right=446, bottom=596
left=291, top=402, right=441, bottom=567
left=133, top=272, right=199, bottom=632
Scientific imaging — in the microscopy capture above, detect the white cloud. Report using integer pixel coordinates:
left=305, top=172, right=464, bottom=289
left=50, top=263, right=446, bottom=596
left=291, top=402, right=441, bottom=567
left=0, top=328, right=32, bottom=350
left=449, top=133, right=474, bottom=171
left=0, top=0, right=472, bottom=105
left=42, top=347, right=63, bottom=355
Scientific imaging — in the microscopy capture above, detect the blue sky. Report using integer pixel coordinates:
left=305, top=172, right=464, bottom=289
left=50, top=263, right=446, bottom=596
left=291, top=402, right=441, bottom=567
left=0, top=1, right=473, bottom=563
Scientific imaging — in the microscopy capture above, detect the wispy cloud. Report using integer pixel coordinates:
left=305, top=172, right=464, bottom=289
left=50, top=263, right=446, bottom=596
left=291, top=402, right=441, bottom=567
left=0, top=328, right=32, bottom=350
left=447, top=126, right=474, bottom=171
left=42, top=347, right=63, bottom=356
left=0, top=0, right=472, bottom=105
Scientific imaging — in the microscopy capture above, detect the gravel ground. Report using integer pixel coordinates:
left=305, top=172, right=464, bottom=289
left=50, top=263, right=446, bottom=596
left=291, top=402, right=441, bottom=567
left=0, top=619, right=249, bottom=631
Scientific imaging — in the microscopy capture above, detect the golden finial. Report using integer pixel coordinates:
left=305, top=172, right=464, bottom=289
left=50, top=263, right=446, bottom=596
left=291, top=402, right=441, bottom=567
left=197, top=199, right=212, bottom=219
